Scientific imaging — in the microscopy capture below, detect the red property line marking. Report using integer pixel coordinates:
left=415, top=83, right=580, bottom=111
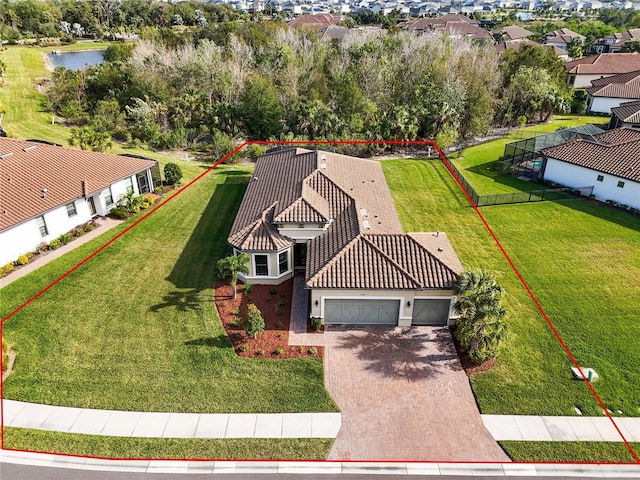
left=1, top=139, right=637, bottom=463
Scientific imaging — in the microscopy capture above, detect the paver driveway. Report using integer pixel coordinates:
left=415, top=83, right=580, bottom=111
left=324, top=325, right=510, bottom=461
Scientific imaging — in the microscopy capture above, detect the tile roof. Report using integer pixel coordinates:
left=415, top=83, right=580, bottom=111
left=611, top=100, right=640, bottom=123
left=586, top=70, right=640, bottom=99
left=230, top=149, right=463, bottom=291
left=565, top=53, right=640, bottom=75
left=0, top=138, right=156, bottom=232
left=288, top=14, right=343, bottom=29
left=496, top=25, right=534, bottom=41
left=540, top=127, right=640, bottom=182
left=399, top=15, right=489, bottom=40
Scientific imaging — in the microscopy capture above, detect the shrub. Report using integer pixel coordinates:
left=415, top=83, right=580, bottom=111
left=243, top=282, right=253, bottom=293
left=16, top=255, right=29, bottom=266
left=239, top=344, right=248, bottom=352
left=35, top=242, right=48, bottom=254
left=110, top=206, right=129, bottom=219
left=59, top=233, right=73, bottom=245
left=269, top=288, right=277, bottom=295
left=256, top=348, right=265, bottom=356
left=154, top=185, right=165, bottom=194
left=49, top=238, right=61, bottom=250
left=1, top=263, right=14, bottom=277
left=231, top=316, right=242, bottom=327
left=277, top=299, right=286, bottom=306
left=276, top=309, right=285, bottom=316
left=244, top=303, right=265, bottom=338
left=275, top=347, right=284, bottom=355
left=275, top=320, right=283, bottom=329
left=309, top=347, right=318, bottom=355
left=164, top=163, right=183, bottom=185
left=245, top=144, right=267, bottom=162
left=311, top=317, right=322, bottom=332
left=230, top=308, right=240, bottom=315
left=84, top=222, right=95, bottom=232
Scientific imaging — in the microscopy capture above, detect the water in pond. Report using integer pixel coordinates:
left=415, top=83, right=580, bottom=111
left=47, top=50, right=104, bottom=70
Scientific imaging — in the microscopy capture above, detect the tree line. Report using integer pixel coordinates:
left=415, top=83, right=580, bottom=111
left=43, top=24, right=573, bottom=155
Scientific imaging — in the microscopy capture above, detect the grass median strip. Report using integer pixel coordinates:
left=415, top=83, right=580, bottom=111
left=4, top=427, right=333, bottom=460
left=500, top=441, right=640, bottom=463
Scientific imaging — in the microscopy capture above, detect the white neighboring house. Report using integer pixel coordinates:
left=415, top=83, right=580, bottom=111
left=540, top=128, right=640, bottom=209
left=0, top=138, right=160, bottom=266
left=227, top=149, right=464, bottom=327
left=565, top=53, right=640, bottom=88
left=586, top=70, right=640, bottom=114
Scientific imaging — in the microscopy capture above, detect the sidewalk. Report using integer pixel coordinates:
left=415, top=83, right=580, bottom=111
left=287, top=275, right=324, bottom=346
left=1, top=400, right=341, bottom=439
left=0, top=216, right=124, bottom=289
left=482, top=414, right=640, bottom=442
left=1, top=449, right=639, bottom=477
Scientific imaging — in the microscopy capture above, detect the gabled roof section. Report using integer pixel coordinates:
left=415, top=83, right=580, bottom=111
left=0, top=138, right=156, bottom=232
left=496, top=25, right=534, bottom=41
left=586, top=70, right=640, bottom=99
left=611, top=100, right=640, bottom=123
left=228, top=204, right=293, bottom=252
left=306, top=233, right=460, bottom=290
left=540, top=128, right=640, bottom=182
left=566, top=53, right=640, bottom=75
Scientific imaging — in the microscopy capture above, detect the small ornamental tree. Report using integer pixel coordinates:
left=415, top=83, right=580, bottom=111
left=244, top=303, right=265, bottom=339
left=164, top=163, right=183, bottom=185
left=217, top=253, right=249, bottom=299
left=452, top=269, right=507, bottom=364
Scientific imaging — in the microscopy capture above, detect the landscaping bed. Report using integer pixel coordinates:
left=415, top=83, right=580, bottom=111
left=215, top=279, right=323, bottom=359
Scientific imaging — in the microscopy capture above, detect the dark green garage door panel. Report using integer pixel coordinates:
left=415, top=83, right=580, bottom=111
left=324, top=299, right=400, bottom=324
left=412, top=299, right=451, bottom=325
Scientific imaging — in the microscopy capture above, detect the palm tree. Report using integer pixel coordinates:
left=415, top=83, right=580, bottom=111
left=217, top=253, right=250, bottom=300
left=452, top=270, right=507, bottom=363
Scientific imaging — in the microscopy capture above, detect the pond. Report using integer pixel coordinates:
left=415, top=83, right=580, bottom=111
left=47, top=49, right=105, bottom=70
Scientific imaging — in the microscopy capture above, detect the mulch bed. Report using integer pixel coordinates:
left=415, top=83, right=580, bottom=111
left=214, top=278, right=324, bottom=359
left=450, top=327, right=497, bottom=376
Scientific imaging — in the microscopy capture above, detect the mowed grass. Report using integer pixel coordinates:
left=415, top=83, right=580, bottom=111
left=499, top=441, right=640, bottom=463
left=1, top=164, right=338, bottom=414
left=4, top=428, right=333, bottom=460
left=382, top=159, right=640, bottom=417
left=450, top=115, right=606, bottom=194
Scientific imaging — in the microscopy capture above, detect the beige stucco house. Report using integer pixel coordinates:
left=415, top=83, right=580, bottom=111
left=227, top=148, right=463, bottom=327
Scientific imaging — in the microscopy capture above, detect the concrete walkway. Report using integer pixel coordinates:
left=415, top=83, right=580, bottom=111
left=482, top=414, right=640, bottom=442
left=1, top=400, right=341, bottom=439
left=0, top=216, right=124, bottom=289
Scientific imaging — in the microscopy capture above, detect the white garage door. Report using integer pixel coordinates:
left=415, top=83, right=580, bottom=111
left=324, top=299, right=400, bottom=325
left=412, top=299, right=451, bottom=326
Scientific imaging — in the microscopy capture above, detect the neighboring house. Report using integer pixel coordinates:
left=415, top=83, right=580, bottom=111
left=495, top=38, right=569, bottom=60
left=227, top=149, right=463, bottom=327
left=540, top=127, right=640, bottom=209
left=494, top=25, right=534, bottom=42
left=609, top=99, right=640, bottom=128
left=594, top=28, right=640, bottom=53
left=565, top=53, right=640, bottom=88
left=586, top=70, right=640, bottom=114
left=287, top=13, right=343, bottom=29
left=398, top=13, right=491, bottom=41
left=545, top=28, right=584, bottom=51
left=0, top=138, right=160, bottom=265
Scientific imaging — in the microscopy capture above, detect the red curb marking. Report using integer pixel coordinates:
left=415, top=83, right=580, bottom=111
left=1, top=139, right=637, bottom=463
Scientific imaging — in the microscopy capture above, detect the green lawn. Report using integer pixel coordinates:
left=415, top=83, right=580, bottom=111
left=1, top=165, right=337, bottom=414
left=450, top=115, right=607, bottom=194
left=500, top=441, right=640, bottom=463
left=383, top=159, right=640, bottom=418
left=4, top=428, right=333, bottom=460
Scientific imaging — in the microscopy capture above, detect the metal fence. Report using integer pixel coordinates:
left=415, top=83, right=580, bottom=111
left=440, top=153, right=580, bottom=207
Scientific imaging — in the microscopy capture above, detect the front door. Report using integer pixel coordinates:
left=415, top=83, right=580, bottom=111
left=294, top=242, right=307, bottom=269
left=88, top=196, right=97, bottom=216
left=137, top=171, right=150, bottom=194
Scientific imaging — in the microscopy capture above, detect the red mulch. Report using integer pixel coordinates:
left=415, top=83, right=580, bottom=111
left=214, top=278, right=324, bottom=359
left=450, top=327, right=497, bottom=376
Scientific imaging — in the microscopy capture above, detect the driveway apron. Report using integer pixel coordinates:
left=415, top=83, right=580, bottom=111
left=324, top=325, right=510, bottom=461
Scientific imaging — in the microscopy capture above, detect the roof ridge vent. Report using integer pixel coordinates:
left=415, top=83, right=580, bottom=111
left=363, top=220, right=370, bottom=230
left=23, top=145, right=37, bottom=152
left=0, top=152, right=14, bottom=159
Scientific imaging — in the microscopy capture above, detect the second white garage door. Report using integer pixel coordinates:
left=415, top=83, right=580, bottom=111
left=324, top=299, right=400, bottom=325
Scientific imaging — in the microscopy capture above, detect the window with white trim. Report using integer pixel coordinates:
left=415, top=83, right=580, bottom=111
left=66, top=202, right=77, bottom=217
left=104, top=187, right=114, bottom=206
left=596, top=175, right=604, bottom=182
left=124, top=177, right=134, bottom=193
left=278, top=251, right=289, bottom=275
left=255, top=254, right=268, bottom=276
left=36, top=215, right=48, bottom=237
left=617, top=181, right=625, bottom=188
